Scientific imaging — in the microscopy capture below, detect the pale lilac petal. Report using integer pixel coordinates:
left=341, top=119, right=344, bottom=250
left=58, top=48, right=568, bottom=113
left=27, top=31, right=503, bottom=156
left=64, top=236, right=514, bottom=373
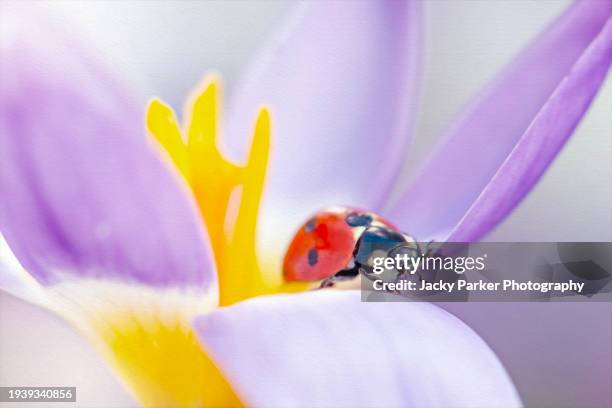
left=194, top=290, right=520, bottom=408
left=387, top=2, right=611, bottom=241
left=444, top=302, right=612, bottom=407
left=225, top=1, right=421, bottom=264
left=0, top=5, right=215, bottom=291
left=449, top=17, right=612, bottom=242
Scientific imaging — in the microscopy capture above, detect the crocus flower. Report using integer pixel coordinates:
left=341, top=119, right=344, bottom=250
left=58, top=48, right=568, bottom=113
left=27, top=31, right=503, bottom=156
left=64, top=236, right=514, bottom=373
left=1, top=1, right=610, bottom=407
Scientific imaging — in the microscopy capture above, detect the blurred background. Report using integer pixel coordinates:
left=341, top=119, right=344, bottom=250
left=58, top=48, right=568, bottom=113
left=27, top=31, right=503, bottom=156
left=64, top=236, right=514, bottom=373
left=1, top=1, right=610, bottom=407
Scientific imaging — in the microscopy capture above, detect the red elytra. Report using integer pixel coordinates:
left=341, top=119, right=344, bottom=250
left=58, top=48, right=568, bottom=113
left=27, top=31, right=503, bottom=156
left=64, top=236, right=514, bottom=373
left=283, top=207, right=395, bottom=282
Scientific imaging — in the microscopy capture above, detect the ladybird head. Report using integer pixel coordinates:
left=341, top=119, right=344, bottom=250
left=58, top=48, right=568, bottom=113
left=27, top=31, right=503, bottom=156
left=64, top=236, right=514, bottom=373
left=283, top=207, right=396, bottom=282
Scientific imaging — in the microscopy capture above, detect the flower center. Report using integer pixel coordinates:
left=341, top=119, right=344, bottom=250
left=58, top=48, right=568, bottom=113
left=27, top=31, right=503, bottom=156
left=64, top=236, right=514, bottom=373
left=95, top=77, right=309, bottom=407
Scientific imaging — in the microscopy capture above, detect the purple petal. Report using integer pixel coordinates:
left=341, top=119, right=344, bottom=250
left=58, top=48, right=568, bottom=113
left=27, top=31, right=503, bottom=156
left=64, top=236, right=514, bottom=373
left=444, top=302, right=612, bottom=407
left=386, top=2, right=611, bottom=241
left=194, top=290, right=520, bottom=407
left=0, top=5, right=215, bottom=291
left=224, top=1, right=421, bottom=263
left=448, top=18, right=612, bottom=242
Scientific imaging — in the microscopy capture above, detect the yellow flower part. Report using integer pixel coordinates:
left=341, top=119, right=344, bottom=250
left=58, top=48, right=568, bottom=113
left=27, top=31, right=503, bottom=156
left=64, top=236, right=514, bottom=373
left=147, top=76, right=307, bottom=306
left=48, top=280, right=241, bottom=408
left=97, top=309, right=241, bottom=408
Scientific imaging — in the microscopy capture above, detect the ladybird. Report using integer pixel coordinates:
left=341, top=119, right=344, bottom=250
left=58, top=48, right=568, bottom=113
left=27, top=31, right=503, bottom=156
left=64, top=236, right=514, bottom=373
left=283, top=207, right=419, bottom=287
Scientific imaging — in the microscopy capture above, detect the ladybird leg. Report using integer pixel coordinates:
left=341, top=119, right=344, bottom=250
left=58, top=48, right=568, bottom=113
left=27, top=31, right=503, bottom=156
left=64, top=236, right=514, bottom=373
left=333, top=266, right=360, bottom=280
left=318, top=277, right=337, bottom=289
left=318, top=264, right=361, bottom=289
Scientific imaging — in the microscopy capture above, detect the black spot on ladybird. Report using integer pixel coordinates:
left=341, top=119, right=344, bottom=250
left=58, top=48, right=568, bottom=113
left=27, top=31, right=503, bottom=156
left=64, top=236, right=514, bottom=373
left=304, top=219, right=316, bottom=233
left=308, top=248, right=319, bottom=266
left=345, top=212, right=373, bottom=227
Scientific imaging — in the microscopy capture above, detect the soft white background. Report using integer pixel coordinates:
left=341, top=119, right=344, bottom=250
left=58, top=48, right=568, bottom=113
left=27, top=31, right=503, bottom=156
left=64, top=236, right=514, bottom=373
left=1, top=1, right=610, bottom=407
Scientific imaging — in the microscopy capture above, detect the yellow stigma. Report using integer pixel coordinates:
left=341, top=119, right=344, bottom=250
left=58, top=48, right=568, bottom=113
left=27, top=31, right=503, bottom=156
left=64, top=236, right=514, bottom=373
left=147, top=76, right=306, bottom=306
left=146, top=76, right=268, bottom=306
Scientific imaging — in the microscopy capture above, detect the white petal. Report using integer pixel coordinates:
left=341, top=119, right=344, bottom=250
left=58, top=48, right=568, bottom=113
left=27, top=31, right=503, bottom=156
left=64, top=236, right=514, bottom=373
left=195, top=290, right=520, bottom=408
